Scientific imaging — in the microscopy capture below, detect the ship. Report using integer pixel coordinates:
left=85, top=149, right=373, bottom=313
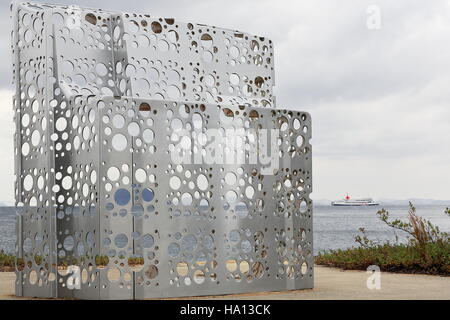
left=331, top=194, right=379, bottom=206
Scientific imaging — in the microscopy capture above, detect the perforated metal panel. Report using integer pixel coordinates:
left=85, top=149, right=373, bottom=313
left=12, top=2, right=313, bottom=300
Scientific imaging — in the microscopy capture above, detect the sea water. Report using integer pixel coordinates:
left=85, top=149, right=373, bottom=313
left=1, top=205, right=449, bottom=255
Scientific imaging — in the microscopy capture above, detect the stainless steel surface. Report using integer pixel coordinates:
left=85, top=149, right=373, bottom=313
left=12, top=1, right=313, bottom=299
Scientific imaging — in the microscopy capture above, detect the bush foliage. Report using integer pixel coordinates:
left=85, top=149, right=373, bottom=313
left=0, top=250, right=15, bottom=272
left=316, top=203, right=450, bottom=276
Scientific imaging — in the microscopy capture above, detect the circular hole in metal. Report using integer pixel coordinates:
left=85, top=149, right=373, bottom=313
left=226, top=259, right=237, bottom=272
left=169, top=176, right=181, bottom=190
left=240, top=260, right=250, bottom=274
left=135, top=168, right=147, bottom=183
left=23, top=175, right=34, bottom=191
left=181, top=193, right=193, bottom=206
left=196, top=174, right=208, bottom=191
left=192, top=113, right=203, bottom=130
left=114, top=189, right=131, bottom=206
left=225, top=191, right=237, bottom=203
left=95, top=63, right=108, bottom=77
left=63, top=236, right=74, bottom=251
left=181, top=234, right=197, bottom=252
left=85, top=13, right=97, bottom=25
left=107, top=167, right=120, bottom=181
left=151, top=21, right=162, bottom=33
left=142, top=129, right=155, bottom=143
left=112, top=115, right=125, bottom=129
left=128, top=122, right=140, bottom=137
left=140, top=234, right=154, bottom=249
left=112, top=134, right=128, bottom=151
left=114, top=233, right=128, bottom=249
left=168, top=242, right=180, bottom=257
left=240, top=240, right=252, bottom=253
left=194, top=270, right=205, bottom=284
left=142, top=188, right=154, bottom=202
left=229, top=73, right=240, bottom=86
left=145, top=265, right=158, bottom=279
left=107, top=267, right=120, bottom=282
left=235, top=202, right=249, bottom=218
left=301, top=262, right=308, bottom=275
left=176, top=262, right=188, bottom=276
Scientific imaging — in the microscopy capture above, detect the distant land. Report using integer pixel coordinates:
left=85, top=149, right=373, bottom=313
left=0, top=202, right=14, bottom=207
left=0, top=199, right=449, bottom=207
left=313, top=198, right=450, bottom=206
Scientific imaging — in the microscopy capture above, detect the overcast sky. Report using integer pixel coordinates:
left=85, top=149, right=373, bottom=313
left=1, top=0, right=450, bottom=203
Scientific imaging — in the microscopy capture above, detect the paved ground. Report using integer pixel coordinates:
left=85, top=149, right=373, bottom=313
left=0, top=272, right=15, bottom=300
left=1, top=266, right=449, bottom=300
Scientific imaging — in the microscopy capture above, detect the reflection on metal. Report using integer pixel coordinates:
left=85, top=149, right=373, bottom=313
left=12, top=2, right=313, bottom=299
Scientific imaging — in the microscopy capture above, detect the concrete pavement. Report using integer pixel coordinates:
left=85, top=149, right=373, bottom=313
left=1, top=266, right=449, bottom=300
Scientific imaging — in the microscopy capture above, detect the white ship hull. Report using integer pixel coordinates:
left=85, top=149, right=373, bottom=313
left=331, top=196, right=379, bottom=207
left=331, top=201, right=379, bottom=207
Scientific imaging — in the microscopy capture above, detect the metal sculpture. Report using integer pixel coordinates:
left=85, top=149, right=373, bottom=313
left=12, top=1, right=313, bottom=299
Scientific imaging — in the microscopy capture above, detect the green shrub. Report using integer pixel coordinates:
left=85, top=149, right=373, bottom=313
left=0, top=250, right=16, bottom=271
left=316, top=203, right=450, bottom=276
left=0, top=252, right=146, bottom=271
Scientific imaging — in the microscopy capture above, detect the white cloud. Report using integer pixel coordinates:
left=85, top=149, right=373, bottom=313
left=1, top=0, right=449, bottom=201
